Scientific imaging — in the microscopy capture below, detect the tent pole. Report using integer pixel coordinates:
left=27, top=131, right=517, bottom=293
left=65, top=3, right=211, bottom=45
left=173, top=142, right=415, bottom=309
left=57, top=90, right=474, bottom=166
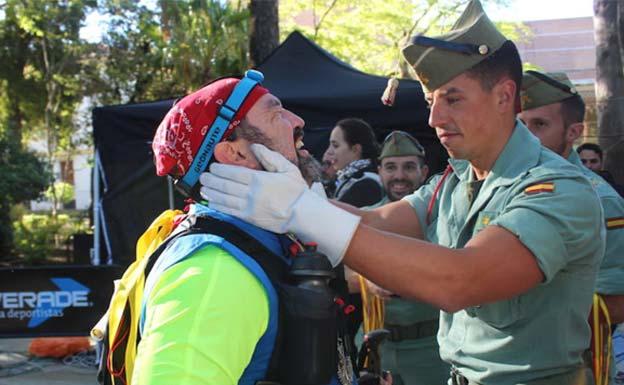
left=91, top=150, right=101, bottom=266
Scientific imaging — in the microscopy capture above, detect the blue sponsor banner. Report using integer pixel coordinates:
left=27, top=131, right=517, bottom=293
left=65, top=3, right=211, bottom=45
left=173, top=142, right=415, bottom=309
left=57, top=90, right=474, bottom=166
left=0, top=265, right=123, bottom=337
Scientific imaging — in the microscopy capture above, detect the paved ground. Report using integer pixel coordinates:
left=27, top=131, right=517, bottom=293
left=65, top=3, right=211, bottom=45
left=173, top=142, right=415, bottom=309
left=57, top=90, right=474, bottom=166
left=0, top=338, right=97, bottom=385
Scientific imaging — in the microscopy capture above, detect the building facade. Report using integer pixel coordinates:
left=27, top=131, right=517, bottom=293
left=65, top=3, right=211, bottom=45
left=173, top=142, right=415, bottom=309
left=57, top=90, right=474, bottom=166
left=515, top=16, right=598, bottom=141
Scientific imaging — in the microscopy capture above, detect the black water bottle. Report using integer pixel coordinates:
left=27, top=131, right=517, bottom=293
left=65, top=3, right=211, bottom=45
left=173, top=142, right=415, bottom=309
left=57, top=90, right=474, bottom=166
left=279, top=244, right=338, bottom=385
left=290, top=244, right=335, bottom=292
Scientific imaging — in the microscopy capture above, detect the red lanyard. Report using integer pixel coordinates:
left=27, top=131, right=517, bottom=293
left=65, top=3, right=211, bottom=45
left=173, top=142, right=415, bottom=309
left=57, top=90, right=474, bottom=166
left=426, top=165, right=453, bottom=225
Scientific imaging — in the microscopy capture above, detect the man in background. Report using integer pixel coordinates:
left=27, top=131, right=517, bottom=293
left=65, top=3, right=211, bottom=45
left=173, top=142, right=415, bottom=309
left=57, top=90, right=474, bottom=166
left=519, top=70, right=624, bottom=383
left=578, top=142, right=605, bottom=173
left=577, top=142, right=624, bottom=196
left=371, top=131, right=428, bottom=207
left=364, top=131, right=448, bottom=385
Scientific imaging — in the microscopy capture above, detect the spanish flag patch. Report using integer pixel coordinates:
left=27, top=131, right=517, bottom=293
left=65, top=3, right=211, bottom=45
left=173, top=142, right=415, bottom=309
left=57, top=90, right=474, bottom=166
left=606, top=217, right=624, bottom=230
left=524, top=182, right=555, bottom=195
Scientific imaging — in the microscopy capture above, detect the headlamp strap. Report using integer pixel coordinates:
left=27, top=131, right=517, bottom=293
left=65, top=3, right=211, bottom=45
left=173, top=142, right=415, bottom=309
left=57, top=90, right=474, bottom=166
left=176, top=70, right=265, bottom=195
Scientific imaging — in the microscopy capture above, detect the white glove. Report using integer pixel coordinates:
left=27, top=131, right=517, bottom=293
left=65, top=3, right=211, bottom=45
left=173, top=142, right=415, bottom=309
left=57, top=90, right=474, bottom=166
left=310, top=181, right=328, bottom=199
left=199, top=144, right=361, bottom=266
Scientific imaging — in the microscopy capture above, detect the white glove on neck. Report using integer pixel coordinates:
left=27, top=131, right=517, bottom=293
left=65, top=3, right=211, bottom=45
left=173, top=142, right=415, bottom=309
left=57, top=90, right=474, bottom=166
left=199, top=144, right=360, bottom=266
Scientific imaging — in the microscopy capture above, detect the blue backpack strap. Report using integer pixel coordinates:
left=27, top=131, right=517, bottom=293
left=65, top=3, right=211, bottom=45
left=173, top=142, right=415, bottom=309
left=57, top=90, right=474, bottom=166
left=191, top=216, right=289, bottom=282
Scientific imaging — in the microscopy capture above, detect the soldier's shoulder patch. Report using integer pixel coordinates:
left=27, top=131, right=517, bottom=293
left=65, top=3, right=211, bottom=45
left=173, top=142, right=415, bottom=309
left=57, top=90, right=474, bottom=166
left=524, top=182, right=555, bottom=195
left=606, top=217, right=624, bottom=230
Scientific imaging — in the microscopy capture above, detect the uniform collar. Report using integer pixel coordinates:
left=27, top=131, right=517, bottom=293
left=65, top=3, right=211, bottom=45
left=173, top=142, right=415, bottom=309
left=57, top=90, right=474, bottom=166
left=566, top=149, right=584, bottom=168
left=447, top=119, right=541, bottom=187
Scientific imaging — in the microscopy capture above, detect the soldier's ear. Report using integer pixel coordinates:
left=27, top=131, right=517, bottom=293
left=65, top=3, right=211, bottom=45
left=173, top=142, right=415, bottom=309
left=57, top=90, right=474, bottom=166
left=566, top=122, right=584, bottom=143
left=420, top=164, right=429, bottom=182
left=494, top=78, right=516, bottom=112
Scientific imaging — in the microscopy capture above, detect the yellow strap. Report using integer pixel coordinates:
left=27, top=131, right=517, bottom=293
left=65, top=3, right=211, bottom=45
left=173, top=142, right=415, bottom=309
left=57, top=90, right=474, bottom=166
left=107, top=209, right=182, bottom=385
left=592, top=293, right=612, bottom=385
left=136, top=209, right=184, bottom=260
left=358, top=275, right=385, bottom=369
left=359, top=275, right=385, bottom=334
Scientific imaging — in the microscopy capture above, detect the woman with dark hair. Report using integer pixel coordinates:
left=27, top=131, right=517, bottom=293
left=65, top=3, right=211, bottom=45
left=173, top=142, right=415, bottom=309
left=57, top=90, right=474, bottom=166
left=324, top=118, right=383, bottom=350
left=324, top=118, right=383, bottom=207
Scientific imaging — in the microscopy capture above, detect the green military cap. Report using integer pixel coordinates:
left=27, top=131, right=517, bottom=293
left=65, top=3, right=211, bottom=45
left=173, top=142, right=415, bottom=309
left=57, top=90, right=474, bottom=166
left=521, top=70, right=579, bottom=111
left=379, top=131, right=425, bottom=159
left=402, top=0, right=507, bottom=92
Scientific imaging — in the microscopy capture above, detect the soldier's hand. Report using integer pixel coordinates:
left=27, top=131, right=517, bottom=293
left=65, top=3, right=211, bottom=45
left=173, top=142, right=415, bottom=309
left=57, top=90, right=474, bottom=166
left=200, top=144, right=361, bottom=266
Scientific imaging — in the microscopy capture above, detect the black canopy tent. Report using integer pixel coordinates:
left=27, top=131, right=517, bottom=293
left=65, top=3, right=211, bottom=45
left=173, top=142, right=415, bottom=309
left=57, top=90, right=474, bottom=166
left=92, top=31, right=445, bottom=264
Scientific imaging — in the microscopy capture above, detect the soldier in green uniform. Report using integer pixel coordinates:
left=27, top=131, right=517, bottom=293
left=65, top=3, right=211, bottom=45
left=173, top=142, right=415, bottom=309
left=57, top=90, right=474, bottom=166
left=199, top=1, right=606, bottom=383
left=363, top=131, right=449, bottom=385
left=519, top=71, right=624, bottom=323
left=519, top=70, right=624, bottom=383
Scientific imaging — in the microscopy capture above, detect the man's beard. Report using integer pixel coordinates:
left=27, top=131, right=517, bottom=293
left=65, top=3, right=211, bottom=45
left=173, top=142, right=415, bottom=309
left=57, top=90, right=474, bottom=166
left=297, top=150, right=324, bottom=185
left=252, top=137, right=322, bottom=185
left=386, top=179, right=416, bottom=202
left=236, top=122, right=323, bottom=185
left=555, top=130, right=568, bottom=157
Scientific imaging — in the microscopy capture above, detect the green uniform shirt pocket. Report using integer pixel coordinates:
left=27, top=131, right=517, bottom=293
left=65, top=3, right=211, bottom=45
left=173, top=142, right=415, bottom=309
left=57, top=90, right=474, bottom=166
left=466, top=297, right=521, bottom=329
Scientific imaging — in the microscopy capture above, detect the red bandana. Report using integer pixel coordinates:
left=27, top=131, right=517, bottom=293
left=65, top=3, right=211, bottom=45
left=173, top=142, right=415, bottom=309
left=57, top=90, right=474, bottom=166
left=152, top=78, right=268, bottom=177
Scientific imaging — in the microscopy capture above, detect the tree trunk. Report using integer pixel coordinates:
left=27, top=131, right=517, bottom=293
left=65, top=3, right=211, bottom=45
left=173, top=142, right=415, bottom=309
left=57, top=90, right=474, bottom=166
left=249, top=0, right=279, bottom=67
left=3, top=22, right=31, bottom=148
left=594, top=0, right=624, bottom=184
left=6, top=95, right=23, bottom=147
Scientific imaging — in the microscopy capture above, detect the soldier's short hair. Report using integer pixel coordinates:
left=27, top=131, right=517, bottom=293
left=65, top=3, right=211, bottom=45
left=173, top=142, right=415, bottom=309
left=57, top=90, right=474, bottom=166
left=560, top=95, right=585, bottom=128
left=465, top=40, right=523, bottom=101
left=577, top=142, right=603, bottom=160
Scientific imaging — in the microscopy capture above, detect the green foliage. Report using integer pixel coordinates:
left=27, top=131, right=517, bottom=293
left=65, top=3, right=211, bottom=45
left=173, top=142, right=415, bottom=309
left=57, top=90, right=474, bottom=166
left=0, top=0, right=255, bottom=139
left=0, top=0, right=95, bottom=238
left=12, top=214, right=58, bottom=263
left=89, top=0, right=251, bottom=105
left=0, top=139, right=51, bottom=206
left=280, top=0, right=521, bottom=77
left=160, top=0, right=250, bottom=91
left=281, top=0, right=419, bottom=76
left=12, top=211, right=90, bottom=264
left=0, top=0, right=96, bottom=149
left=0, top=1, right=39, bottom=146
left=45, top=182, right=75, bottom=206
left=0, top=0, right=252, bottom=256
left=82, top=1, right=166, bottom=104
left=523, top=62, right=544, bottom=72
left=0, top=138, right=51, bottom=256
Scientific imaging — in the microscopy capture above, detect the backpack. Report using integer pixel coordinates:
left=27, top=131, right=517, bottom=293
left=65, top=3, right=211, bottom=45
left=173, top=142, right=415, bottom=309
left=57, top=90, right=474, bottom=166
left=95, top=209, right=352, bottom=385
